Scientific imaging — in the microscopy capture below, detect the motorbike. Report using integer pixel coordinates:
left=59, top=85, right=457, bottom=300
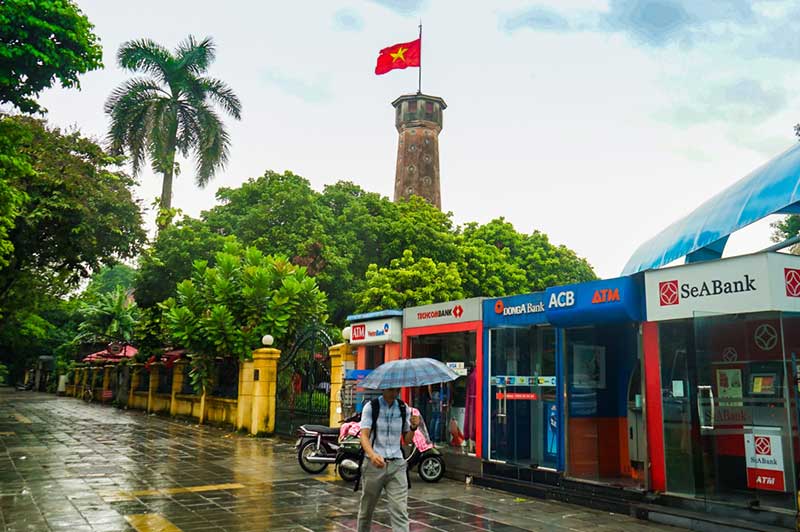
left=335, top=409, right=446, bottom=484
left=295, top=412, right=361, bottom=474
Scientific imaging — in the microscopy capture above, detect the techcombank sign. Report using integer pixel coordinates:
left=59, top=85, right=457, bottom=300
left=645, top=253, right=800, bottom=321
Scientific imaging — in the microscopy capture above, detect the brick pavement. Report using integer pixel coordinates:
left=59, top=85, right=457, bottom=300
left=0, top=388, right=686, bottom=532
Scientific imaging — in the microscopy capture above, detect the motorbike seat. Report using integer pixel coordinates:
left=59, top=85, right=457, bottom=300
left=304, top=425, right=340, bottom=435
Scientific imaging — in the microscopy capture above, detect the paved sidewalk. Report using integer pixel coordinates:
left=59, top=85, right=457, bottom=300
left=0, top=389, right=686, bottom=532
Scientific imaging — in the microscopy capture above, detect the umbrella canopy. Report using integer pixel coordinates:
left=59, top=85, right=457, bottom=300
left=360, top=358, right=460, bottom=390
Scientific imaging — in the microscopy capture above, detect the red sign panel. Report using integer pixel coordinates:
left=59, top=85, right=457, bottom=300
left=747, top=468, right=786, bottom=491
left=351, top=324, right=366, bottom=341
left=785, top=268, right=800, bottom=297
left=659, top=280, right=679, bottom=306
left=495, top=392, right=538, bottom=400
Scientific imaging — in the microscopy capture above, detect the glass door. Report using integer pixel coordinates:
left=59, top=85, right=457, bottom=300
left=488, top=326, right=557, bottom=468
left=690, top=312, right=796, bottom=512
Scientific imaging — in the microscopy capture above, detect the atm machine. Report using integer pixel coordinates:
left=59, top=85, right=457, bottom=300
left=627, top=364, right=646, bottom=475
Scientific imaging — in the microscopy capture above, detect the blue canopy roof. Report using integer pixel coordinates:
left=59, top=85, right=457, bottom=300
left=622, top=143, right=800, bottom=275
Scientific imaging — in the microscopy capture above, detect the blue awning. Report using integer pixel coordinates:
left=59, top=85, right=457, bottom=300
left=623, top=143, right=800, bottom=275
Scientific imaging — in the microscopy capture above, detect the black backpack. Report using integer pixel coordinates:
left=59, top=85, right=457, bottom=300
left=354, top=397, right=410, bottom=491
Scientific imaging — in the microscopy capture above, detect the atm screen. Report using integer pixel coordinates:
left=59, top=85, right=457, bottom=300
left=750, top=373, right=777, bottom=395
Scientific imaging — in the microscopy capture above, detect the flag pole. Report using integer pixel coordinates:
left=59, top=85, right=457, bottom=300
left=418, top=20, right=422, bottom=94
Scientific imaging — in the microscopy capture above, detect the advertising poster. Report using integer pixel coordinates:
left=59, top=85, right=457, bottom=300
left=716, top=368, right=743, bottom=407
left=744, top=426, right=786, bottom=492
left=544, top=401, right=558, bottom=462
left=572, top=345, right=606, bottom=389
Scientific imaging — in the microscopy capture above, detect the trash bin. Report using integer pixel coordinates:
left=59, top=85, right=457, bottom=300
left=57, top=374, right=67, bottom=395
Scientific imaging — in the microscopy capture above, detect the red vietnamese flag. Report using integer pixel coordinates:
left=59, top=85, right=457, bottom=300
left=375, top=38, right=421, bottom=75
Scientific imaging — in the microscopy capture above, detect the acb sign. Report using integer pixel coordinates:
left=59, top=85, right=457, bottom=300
left=548, top=290, right=574, bottom=309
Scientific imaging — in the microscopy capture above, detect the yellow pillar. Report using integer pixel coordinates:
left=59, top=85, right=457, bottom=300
left=329, top=342, right=355, bottom=427
left=171, top=360, right=186, bottom=416
left=148, top=363, right=161, bottom=414
left=250, top=347, right=280, bottom=435
left=129, top=363, right=142, bottom=407
left=81, top=367, right=88, bottom=395
left=102, top=365, right=112, bottom=403
left=237, top=360, right=254, bottom=431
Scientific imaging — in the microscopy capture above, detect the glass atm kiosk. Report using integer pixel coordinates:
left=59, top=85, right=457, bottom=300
left=659, top=312, right=797, bottom=515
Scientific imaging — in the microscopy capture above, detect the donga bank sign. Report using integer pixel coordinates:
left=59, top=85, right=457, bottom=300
left=484, top=293, right=547, bottom=327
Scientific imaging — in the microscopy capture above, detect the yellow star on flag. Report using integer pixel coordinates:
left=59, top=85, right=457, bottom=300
left=390, top=47, right=408, bottom=62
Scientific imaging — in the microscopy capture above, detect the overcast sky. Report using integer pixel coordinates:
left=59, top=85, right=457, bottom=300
left=37, top=0, right=800, bottom=279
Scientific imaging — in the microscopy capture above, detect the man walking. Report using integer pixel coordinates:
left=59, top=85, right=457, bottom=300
left=358, top=387, right=420, bottom=532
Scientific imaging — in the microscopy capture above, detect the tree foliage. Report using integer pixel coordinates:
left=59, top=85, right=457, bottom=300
left=0, top=118, right=29, bottom=269
left=105, top=35, right=242, bottom=212
left=0, top=0, right=103, bottom=114
left=0, top=116, right=145, bottom=318
left=162, top=242, right=327, bottom=396
left=358, top=250, right=463, bottom=311
left=772, top=215, right=800, bottom=253
left=155, top=172, right=596, bottom=321
left=74, top=286, right=138, bottom=346
left=134, top=216, right=232, bottom=308
left=83, top=264, right=137, bottom=299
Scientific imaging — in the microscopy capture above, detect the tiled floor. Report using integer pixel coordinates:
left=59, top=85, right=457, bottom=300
left=0, top=389, right=686, bottom=531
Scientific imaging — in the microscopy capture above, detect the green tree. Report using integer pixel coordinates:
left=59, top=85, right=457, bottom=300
left=83, top=264, right=137, bottom=299
left=202, top=176, right=462, bottom=323
left=0, top=295, right=80, bottom=383
left=74, top=287, right=138, bottom=346
left=0, top=119, right=29, bottom=269
left=772, top=215, right=800, bottom=254
left=460, top=219, right=595, bottom=293
left=163, top=243, right=327, bottom=423
left=134, top=216, right=233, bottom=308
left=105, top=36, right=242, bottom=213
left=357, top=249, right=463, bottom=312
left=0, top=115, right=145, bottom=319
left=0, top=0, right=103, bottom=114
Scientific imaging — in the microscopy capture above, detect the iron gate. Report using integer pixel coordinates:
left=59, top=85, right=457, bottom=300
left=275, top=322, right=334, bottom=435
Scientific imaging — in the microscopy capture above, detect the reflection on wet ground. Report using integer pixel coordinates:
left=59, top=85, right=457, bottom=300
left=0, top=389, right=685, bottom=531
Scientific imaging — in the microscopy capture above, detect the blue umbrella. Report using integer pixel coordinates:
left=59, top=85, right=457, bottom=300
left=359, top=358, right=460, bottom=389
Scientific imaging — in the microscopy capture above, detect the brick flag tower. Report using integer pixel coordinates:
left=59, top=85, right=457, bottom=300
left=392, top=93, right=446, bottom=209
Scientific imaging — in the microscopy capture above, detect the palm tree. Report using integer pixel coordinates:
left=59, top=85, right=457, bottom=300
left=104, top=36, right=242, bottom=212
left=75, top=286, right=139, bottom=345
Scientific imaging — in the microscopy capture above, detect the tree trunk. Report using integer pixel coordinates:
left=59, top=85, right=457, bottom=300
left=160, top=165, right=173, bottom=211
left=159, top=114, right=179, bottom=213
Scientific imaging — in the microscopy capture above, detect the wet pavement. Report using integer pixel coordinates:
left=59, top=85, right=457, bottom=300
left=0, top=388, right=687, bottom=532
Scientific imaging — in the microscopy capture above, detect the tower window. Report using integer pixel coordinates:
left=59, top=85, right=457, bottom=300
left=425, top=102, right=433, bottom=113
left=408, top=101, right=417, bottom=113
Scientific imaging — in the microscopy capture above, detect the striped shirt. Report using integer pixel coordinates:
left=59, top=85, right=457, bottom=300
left=361, top=396, right=410, bottom=460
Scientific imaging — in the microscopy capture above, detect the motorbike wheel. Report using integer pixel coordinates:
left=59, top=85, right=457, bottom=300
left=337, top=461, right=360, bottom=483
left=418, top=455, right=445, bottom=483
left=298, top=440, right=329, bottom=474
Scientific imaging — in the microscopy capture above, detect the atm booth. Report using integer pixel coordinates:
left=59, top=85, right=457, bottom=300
left=402, top=298, right=484, bottom=472
left=544, top=276, right=648, bottom=490
left=347, top=310, right=403, bottom=370
left=345, top=310, right=403, bottom=414
left=482, top=292, right=562, bottom=481
left=644, top=252, right=800, bottom=527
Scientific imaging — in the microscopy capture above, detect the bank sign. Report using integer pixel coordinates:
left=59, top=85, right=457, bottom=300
left=349, top=317, right=402, bottom=345
left=544, top=276, right=644, bottom=327
left=645, top=253, right=800, bottom=321
left=404, top=297, right=483, bottom=328
left=744, top=426, right=786, bottom=492
left=484, top=293, right=547, bottom=327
